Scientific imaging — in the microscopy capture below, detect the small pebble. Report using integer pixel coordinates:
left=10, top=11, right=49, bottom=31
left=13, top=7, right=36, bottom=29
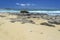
left=58, top=30, right=60, bottom=31
left=40, top=32, right=43, bottom=34
left=30, top=30, right=32, bottom=32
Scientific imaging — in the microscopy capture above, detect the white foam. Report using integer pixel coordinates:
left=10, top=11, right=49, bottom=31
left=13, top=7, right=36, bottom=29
left=29, top=11, right=60, bottom=13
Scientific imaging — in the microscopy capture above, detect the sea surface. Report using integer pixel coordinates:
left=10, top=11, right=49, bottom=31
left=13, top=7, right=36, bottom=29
left=0, top=9, right=60, bottom=15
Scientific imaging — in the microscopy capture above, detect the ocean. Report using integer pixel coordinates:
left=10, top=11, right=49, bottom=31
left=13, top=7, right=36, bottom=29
left=0, top=9, right=60, bottom=15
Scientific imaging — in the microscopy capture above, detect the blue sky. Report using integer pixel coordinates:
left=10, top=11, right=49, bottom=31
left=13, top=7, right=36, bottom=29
left=0, top=0, right=60, bottom=9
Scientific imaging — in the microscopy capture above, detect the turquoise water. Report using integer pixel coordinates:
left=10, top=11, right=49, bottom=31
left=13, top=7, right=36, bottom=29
left=0, top=10, right=19, bottom=13
left=0, top=9, right=60, bottom=15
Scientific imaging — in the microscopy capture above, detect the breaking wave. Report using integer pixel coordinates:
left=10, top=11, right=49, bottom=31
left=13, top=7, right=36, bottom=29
left=0, top=10, right=60, bottom=15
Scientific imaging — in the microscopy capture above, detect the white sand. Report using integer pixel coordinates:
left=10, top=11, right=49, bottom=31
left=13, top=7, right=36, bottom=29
left=0, top=13, right=60, bottom=40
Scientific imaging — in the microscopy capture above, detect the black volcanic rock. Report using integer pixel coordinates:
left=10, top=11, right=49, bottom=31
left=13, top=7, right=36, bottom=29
left=20, top=10, right=29, bottom=13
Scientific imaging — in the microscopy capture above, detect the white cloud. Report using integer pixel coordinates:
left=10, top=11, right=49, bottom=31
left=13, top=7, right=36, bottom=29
left=16, top=3, right=20, bottom=5
left=20, top=3, right=31, bottom=6
left=16, top=3, right=35, bottom=6
left=20, top=4, right=26, bottom=6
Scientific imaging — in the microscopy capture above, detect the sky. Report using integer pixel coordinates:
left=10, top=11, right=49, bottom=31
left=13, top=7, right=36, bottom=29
left=0, top=0, right=60, bottom=9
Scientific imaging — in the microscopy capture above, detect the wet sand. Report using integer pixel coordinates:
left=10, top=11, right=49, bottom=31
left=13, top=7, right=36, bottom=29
left=0, top=13, right=60, bottom=40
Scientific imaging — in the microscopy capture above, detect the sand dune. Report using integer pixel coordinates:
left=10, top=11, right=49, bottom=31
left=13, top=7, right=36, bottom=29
left=0, top=13, right=60, bottom=40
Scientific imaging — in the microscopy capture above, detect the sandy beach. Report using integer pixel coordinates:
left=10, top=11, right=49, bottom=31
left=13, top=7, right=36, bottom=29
left=0, top=13, right=60, bottom=40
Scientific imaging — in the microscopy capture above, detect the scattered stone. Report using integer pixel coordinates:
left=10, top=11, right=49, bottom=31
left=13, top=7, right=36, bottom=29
left=21, top=22, right=25, bottom=24
left=29, top=30, right=32, bottom=32
left=10, top=18, right=35, bottom=24
left=29, top=20, right=35, bottom=24
left=10, top=21, right=15, bottom=23
left=0, top=15, right=6, bottom=17
left=48, top=19, right=60, bottom=25
left=40, top=22, right=55, bottom=27
left=27, top=17, right=30, bottom=18
left=58, top=30, right=60, bottom=31
left=40, top=32, right=43, bottom=34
